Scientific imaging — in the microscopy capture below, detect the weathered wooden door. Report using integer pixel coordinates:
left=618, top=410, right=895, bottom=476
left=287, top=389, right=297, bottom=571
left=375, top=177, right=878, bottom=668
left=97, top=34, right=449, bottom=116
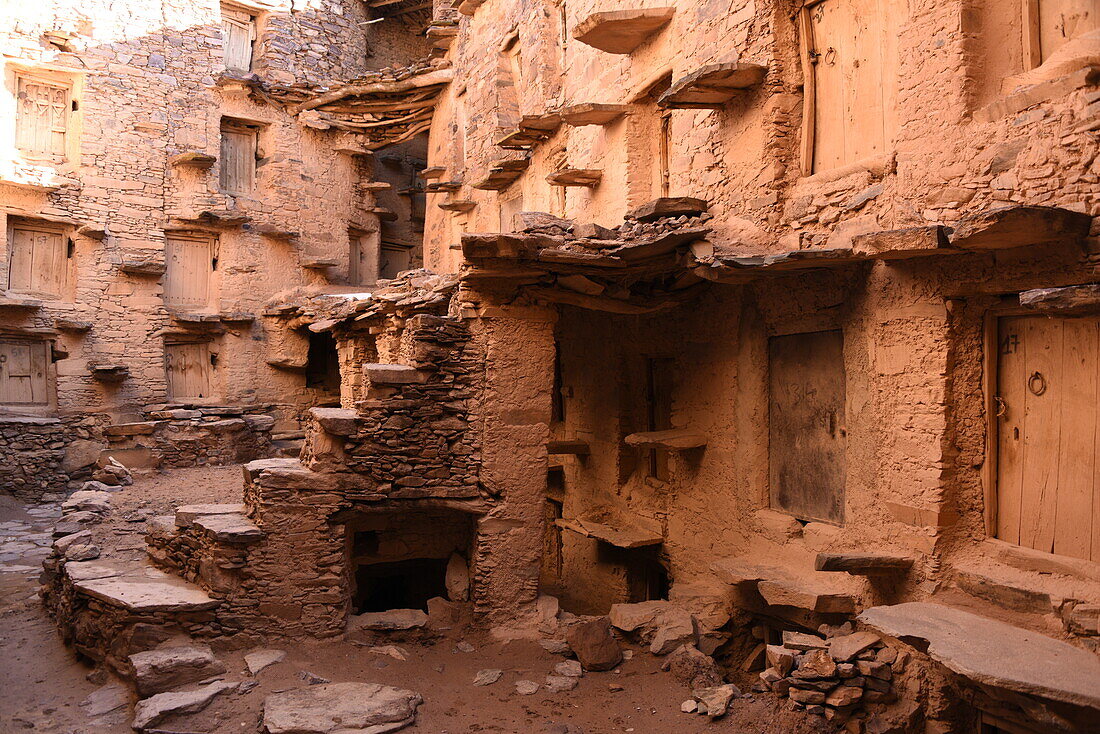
left=166, top=342, right=213, bottom=401
left=379, top=244, right=412, bottom=280
left=220, top=123, right=256, bottom=193
left=221, top=5, right=255, bottom=72
left=15, top=77, right=68, bottom=158
left=0, top=340, right=50, bottom=406
left=348, top=229, right=379, bottom=286
left=769, top=330, right=846, bottom=524
left=165, top=234, right=212, bottom=309
left=805, top=0, right=901, bottom=172
left=8, top=222, right=66, bottom=297
left=996, top=315, right=1100, bottom=561
left=1036, top=0, right=1098, bottom=64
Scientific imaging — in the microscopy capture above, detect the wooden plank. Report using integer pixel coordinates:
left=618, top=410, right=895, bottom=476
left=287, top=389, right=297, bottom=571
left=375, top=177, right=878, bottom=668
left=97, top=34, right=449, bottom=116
left=8, top=224, right=65, bottom=297
left=997, top=316, right=1027, bottom=545
left=798, top=4, right=817, bottom=175
left=1023, top=0, right=1043, bottom=69
left=219, top=127, right=255, bottom=193
left=1018, top=316, right=1062, bottom=553
left=808, top=0, right=846, bottom=172
left=769, top=329, right=846, bottom=524
left=1054, top=316, right=1097, bottom=559
left=166, top=342, right=212, bottom=400
left=8, top=226, right=35, bottom=291
left=0, top=340, right=48, bottom=405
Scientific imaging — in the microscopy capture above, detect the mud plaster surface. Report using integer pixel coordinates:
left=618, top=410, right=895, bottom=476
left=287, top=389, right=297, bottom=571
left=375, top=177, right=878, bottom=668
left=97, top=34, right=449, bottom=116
left=0, top=465, right=826, bottom=734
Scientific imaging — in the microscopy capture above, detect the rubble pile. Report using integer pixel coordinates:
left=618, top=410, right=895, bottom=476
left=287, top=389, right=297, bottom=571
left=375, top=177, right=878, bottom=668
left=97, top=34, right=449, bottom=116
left=755, top=626, right=905, bottom=724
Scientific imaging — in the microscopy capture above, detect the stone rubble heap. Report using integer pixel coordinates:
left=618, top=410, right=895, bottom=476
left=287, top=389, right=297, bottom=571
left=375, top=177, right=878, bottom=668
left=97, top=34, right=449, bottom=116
left=755, top=625, right=906, bottom=725
left=513, top=209, right=713, bottom=249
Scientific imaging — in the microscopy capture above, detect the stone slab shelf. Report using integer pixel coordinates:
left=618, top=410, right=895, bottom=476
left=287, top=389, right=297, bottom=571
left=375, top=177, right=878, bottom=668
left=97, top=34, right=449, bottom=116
left=118, top=258, right=167, bottom=276
left=455, top=0, right=486, bottom=16
left=364, top=363, right=430, bottom=385
left=815, top=553, right=914, bottom=575
left=556, top=517, right=662, bottom=548
left=427, top=23, right=458, bottom=49
left=860, top=602, right=1100, bottom=711
left=658, top=63, right=768, bottom=109
left=418, top=166, right=447, bottom=180
left=628, top=196, right=709, bottom=221
left=712, top=556, right=859, bottom=615
left=438, top=199, right=477, bottom=213
left=246, top=223, right=298, bottom=241
left=560, top=103, right=631, bottom=126
left=425, top=181, right=463, bottom=194
left=495, top=113, right=562, bottom=150
left=547, top=439, right=591, bottom=455
left=0, top=293, right=43, bottom=309
left=624, top=428, right=707, bottom=449
left=367, top=207, right=399, bottom=222
left=546, top=168, right=602, bottom=187
left=949, top=205, right=1092, bottom=251
left=334, top=144, right=374, bottom=158
left=573, top=7, right=674, bottom=54
left=301, top=257, right=339, bottom=269
left=169, top=151, right=216, bottom=169
left=360, top=181, right=392, bottom=192
left=56, top=318, right=92, bottom=332
left=471, top=159, right=529, bottom=190
left=89, top=364, right=130, bottom=382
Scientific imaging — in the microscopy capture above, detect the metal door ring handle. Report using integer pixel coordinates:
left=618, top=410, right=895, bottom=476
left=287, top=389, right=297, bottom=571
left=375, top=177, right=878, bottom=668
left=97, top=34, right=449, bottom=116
left=994, top=396, right=1007, bottom=417
left=1028, top=371, right=1047, bottom=396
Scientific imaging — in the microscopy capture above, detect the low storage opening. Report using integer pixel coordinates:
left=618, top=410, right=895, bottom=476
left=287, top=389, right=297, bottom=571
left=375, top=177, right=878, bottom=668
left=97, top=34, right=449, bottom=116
left=347, top=509, right=475, bottom=614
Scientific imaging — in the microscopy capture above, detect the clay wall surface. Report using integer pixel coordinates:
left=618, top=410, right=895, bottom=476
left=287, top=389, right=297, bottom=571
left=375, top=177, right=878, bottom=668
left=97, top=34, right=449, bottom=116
left=0, top=0, right=398, bottom=441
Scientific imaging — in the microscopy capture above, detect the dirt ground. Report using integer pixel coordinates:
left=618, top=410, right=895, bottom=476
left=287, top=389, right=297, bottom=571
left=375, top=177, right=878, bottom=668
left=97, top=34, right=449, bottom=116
left=0, top=465, right=830, bottom=734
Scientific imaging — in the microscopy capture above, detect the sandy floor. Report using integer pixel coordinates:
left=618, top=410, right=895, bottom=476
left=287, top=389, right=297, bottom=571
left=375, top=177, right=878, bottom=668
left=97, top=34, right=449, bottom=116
left=0, top=465, right=829, bottom=734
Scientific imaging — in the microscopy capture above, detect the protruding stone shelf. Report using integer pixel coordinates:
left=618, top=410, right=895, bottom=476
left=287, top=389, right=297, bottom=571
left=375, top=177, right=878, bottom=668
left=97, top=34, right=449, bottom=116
left=76, top=225, right=107, bottom=240
left=658, top=63, right=767, bottom=109
left=546, top=168, right=602, bottom=187
left=949, top=205, right=1092, bottom=250
left=455, top=0, right=485, bottom=16
left=859, top=602, right=1100, bottom=711
left=1020, top=283, right=1100, bottom=314
left=425, top=181, right=463, bottom=194
left=419, top=166, right=447, bottom=180
left=624, top=428, right=707, bottom=449
left=367, top=207, right=399, bottom=222
left=815, top=553, right=914, bottom=575
left=364, top=363, right=430, bottom=385
left=360, top=181, right=392, bottom=192
left=67, top=560, right=220, bottom=613
left=560, top=103, right=630, bottom=126
left=547, top=439, right=591, bottom=455
left=334, top=144, right=374, bottom=158
left=0, top=293, right=43, bottom=309
left=56, top=318, right=93, bottom=332
left=495, top=113, right=562, bottom=151
left=471, top=158, right=529, bottom=190
left=89, top=364, right=130, bottom=382
left=118, top=258, right=167, bottom=276
left=572, top=7, right=675, bottom=54
left=427, top=22, right=458, bottom=49
left=557, top=517, right=663, bottom=548
left=438, top=199, right=477, bottom=213
left=851, top=225, right=955, bottom=260
left=712, top=556, right=859, bottom=614
left=301, top=257, right=339, bottom=269
left=628, top=196, right=708, bottom=221
left=169, top=151, right=217, bottom=169
left=247, top=223, right=299, bottom=241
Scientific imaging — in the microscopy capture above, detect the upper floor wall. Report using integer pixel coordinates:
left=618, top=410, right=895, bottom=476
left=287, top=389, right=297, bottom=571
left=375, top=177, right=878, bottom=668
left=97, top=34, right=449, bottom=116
left=422, top=0, right=1100, bottom=272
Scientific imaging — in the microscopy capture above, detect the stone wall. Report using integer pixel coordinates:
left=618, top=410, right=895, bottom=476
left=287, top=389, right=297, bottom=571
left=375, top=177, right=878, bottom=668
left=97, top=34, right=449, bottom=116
left=0, top=414, right=109, bottom=501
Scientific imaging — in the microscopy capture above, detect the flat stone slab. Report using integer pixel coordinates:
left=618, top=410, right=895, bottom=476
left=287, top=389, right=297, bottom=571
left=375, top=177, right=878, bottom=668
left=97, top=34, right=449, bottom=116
left=175, top=503, right=247, bottom=527
left=133, top=680, right=235, bottom=730
left=68, top=561, right=220, bottom=612
left=129, top=644, right=227, bottom=696
left=859, top=602, right=1100, bottom=709
left=192, top=513, right=263, bottom=543
left=351, top=609, right=429, bottom=630
left=262, top=682, right=422, bottom=733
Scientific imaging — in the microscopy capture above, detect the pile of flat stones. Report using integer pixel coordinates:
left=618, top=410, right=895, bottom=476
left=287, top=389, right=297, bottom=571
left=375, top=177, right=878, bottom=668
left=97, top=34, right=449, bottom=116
left=514, top=210, right=713, bottom=250
left=755, top=624, right=906, bottom=725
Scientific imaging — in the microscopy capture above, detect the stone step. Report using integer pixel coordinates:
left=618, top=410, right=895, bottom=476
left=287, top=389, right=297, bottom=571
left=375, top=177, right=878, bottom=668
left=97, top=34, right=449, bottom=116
left=65, top=560, right=220, bottom=613
left=712, top=555, right=861, bottom=615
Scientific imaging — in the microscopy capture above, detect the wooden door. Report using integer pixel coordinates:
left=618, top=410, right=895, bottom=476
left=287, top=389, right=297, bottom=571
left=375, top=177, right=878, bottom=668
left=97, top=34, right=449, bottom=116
left=1037, top=0, right=1099, bottom=64
left=165, top=234, right=212, bottom=309
left=349, top=229, right=379, bottom=286
left=8, top=223, right=66, bottom=297
left=221, top=6, right=255, bottom=72
left=220, top=124, right=256, bottom=193
left=805, top=0, right=900, bottom=172
left=166, top=342, right=213, bottom=401
left=0, top=340, right=49, bottom=406
left=769, top=330, right=847, bottom=524
left=15, top=77, right=68, bottom=158
left=996, top=314, right=1100, bottom=561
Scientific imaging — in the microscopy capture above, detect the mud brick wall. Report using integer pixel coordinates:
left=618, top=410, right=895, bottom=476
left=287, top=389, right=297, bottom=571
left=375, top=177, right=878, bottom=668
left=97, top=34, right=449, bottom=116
left=0, top=414, right=108, bottom=501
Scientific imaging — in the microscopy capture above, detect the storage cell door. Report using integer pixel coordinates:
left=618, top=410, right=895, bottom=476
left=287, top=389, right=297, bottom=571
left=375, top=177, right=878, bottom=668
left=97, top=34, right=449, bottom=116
left=8, top=224, right=66, bottom=297
left=769, top=330, right=847, bottom=524
left=165, top=235, right=212, bottom=309
left=166, top=342, right=213, bottom=401
left=996, top=315, right=1100, bottom=561
left=0, top=340, right=49, bottom=405
left=1037, top=0, right=1098, bottom=64
left=806, top=0, right=900, bottom=172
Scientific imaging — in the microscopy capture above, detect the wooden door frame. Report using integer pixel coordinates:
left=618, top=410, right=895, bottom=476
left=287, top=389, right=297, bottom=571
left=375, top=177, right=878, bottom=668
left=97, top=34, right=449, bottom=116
left=797, top=0, right=820, bottom=176
left=0, top=336, right=58, bottom=416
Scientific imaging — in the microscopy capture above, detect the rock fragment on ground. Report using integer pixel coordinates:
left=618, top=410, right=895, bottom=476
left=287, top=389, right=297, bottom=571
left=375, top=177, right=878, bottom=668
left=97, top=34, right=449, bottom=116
left=245, top=648, right=287, bottom=675
left=129, top=644, right=227, bottom=695
left=473, top=668, right=503, bottom=686
left=563, top=617, right=622, bottom=671
left=545, top=675, right=578, bottom=693
left=79, top=682, right=129, bottom=716
left=554, top=659, right=583, bottom=677
left=352, top=609, right=428, bottom=630
left=661, top=644, right=723, bottom=689
left=262, top=682, right=422, bottom=733
left=131, top=680, right=235, bottom=730
left=515, top=679, right=540, bottom=695
left=692, top=683, right=741, bottom=718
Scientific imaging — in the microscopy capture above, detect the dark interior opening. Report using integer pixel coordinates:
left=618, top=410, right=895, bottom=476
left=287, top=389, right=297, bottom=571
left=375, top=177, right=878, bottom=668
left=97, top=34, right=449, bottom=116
left=305, top=331, right=340, bottom=391
left=597, top=542, right=670, bottom=602
left=354, top=558, right=448, bottom=613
